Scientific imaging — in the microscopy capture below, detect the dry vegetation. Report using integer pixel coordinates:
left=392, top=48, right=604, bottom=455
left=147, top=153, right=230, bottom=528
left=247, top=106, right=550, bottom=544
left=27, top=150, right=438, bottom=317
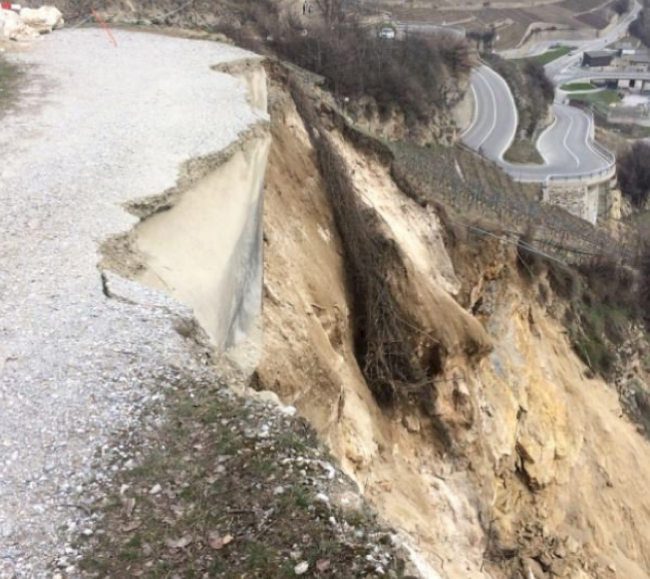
left=631, top=0, right=650, bottom=46
left=388, top=139, right=636, bottom=261
left=518, top=241, right=639, bottom=376
left=617, top=141, right=650, bottom=208
left=289, top=80, right=437, bottom=405
left=220, top=0, right=473, bottom=128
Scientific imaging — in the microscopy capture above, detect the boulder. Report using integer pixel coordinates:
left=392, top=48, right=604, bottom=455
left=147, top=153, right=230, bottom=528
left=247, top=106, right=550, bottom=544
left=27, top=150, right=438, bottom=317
left=0, top=9, right=39, bottom=41
left=19, top=6, right=64, bottom=34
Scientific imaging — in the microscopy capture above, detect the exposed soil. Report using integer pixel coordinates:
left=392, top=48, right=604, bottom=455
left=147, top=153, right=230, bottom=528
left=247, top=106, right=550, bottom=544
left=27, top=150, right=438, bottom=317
left=256, top=69, right=650, bottom=579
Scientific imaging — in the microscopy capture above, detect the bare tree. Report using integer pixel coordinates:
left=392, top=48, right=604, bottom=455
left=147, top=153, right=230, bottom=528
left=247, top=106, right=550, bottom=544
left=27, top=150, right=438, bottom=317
left=314, top=0, right=348, bottom=26
left=618, top=141, right=650, bottom=207
left=614, top=0, right=630, bottom=16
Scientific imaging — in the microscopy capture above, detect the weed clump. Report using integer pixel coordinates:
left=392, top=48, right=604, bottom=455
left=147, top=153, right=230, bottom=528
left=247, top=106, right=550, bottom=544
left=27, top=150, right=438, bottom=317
left=78, top=377, right=409, bottom=578
left=524, top=253, right=641, bottom=378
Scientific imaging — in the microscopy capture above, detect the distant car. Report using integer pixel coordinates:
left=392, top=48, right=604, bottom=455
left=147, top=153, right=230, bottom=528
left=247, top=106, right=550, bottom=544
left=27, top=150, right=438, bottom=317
left=378, top=27, right=396, bottom=40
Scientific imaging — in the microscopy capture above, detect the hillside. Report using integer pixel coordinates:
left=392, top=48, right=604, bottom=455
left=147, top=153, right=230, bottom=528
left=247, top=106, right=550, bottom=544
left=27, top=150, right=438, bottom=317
left=253, top=67, right=650, bottom=579
left=3, top=4, right=650, bottom=579
left=76, top=49, right=650, bottom=579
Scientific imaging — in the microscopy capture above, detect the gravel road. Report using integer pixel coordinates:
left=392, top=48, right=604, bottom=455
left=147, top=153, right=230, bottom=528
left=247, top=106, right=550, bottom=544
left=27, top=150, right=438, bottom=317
left=0, top=28, right=266, bottom=577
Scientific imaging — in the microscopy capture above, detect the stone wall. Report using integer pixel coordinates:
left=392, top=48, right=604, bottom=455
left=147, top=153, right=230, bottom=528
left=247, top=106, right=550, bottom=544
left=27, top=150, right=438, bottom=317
left=543, top=182, right=600, bottom=225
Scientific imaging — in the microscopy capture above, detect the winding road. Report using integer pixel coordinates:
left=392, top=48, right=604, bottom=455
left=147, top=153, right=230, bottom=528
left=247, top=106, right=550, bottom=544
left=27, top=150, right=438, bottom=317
left=462, top=0, right=643, bottom=183
left=462, top=66, right=614, bottom=181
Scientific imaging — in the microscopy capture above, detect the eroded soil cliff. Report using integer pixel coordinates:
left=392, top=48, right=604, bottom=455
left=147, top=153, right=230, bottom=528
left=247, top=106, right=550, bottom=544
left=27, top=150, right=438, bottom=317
left=257, top=72, right=650, bottom=579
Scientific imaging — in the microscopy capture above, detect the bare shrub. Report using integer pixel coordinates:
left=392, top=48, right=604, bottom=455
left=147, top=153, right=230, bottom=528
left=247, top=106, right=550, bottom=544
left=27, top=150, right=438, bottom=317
left=617, top=141, right=650, bottom=208
left=467, top=27, right=495, bottom=51
left=614, top=0, right=630, bottom=15
left=219, top=0, right=472, bottom=128
left=631, top=0, right=650, bottom=47
left=547, top=261, right=580, bottom=301
left=290, top=81, right=433, bottom=405
left=516, top=228, right=544, bottom=280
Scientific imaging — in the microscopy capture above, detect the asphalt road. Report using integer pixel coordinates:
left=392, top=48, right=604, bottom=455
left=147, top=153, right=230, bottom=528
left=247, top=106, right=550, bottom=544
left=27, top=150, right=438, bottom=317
left=462, top=2, right=642, bottom=182
left=462, top=65, right=517, bottom=162
left=462, top=66, right=613, bottom=181
left=545, top=1, right=643, bottom=81
left=555, top=69, right=650, bottom=85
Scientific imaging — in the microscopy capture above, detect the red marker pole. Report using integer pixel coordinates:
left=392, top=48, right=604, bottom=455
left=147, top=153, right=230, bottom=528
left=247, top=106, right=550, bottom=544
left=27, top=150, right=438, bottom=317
left=1, top=3, right=22, bottom=10
left=91, top=8, right=117, bottom=47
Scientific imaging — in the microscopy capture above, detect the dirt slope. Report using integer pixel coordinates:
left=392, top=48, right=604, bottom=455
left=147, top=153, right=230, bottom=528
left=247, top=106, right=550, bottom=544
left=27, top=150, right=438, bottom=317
left=258, top=76, right=650, bottom=579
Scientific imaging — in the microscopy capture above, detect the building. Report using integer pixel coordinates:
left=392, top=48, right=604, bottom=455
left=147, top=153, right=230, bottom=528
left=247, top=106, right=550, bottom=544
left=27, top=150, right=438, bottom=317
left=615, top=42, right=636, bottom=56
left=629, top=51, right=650, bottom=68
left=582, top=50, right=614, bottom=67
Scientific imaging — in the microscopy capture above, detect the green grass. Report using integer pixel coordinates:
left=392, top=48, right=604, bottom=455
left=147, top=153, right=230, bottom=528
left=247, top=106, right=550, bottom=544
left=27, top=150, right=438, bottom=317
left=515, top=45, right=575, bottom=65
left=569, top=89, right=622, bottom=113
left=503, top=138, right=545, bottom=165
left=561, top=82, right=596, bottom=91
left=0, top=56, right=21, bottom=115
left=77, top=377, right=409, bottom=579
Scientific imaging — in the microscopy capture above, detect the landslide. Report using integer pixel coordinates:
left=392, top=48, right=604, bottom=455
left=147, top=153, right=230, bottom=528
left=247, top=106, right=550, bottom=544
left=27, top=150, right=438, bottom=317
left=257, top=67, right=650, bottom=579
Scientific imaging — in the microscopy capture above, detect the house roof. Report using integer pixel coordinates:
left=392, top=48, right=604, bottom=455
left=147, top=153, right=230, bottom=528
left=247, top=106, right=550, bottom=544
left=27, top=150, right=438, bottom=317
left=630, top=52, right=650, bottom=64
left=584, top=50, right=614, bottom=58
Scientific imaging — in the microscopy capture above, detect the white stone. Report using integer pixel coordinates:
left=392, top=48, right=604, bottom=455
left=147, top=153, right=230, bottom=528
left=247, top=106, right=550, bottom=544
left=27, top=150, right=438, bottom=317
left=294, top=561, right=309, bottom=575
left=0, top=9, right=39, bottom=41
left=19, top=6, right=64, bottom=34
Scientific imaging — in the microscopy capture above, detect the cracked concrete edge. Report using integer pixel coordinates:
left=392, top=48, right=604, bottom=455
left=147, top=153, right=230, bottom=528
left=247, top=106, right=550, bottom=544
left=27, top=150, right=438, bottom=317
left=212, top=56, right=269, bottom=112
left=210, top=55, right=266, bottom=76
left=125, top=119, right=269, bottom=219
left=97, top=55, right=270, bottom=348
left=98, top=118, right=270, bottom=279
left=101, top=270, right=216, bottom=353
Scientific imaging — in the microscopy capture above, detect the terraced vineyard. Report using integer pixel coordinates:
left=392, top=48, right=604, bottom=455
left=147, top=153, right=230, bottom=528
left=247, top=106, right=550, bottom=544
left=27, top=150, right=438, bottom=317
left=389, top=141, right=638, bottom=261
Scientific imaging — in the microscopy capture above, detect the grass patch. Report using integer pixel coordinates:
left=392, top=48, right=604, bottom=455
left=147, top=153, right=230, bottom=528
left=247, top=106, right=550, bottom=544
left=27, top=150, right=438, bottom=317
left=514, top=45, right=575, bottom=65
left=540, top=257, right=640, bottom=378
left=77, top=377, right=408, bottom=578
left=569, top=89, right=622, bottom=113
left=0, top=55, right=21, bottom=116
left=561, top=82, right=596, bottom=91
left=503, top=138, right=545, bottom=165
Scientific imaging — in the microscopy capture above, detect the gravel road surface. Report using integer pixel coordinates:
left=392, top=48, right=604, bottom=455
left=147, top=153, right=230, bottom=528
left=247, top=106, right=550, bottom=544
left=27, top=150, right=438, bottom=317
left=0, top=28, right=266, bottom=577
